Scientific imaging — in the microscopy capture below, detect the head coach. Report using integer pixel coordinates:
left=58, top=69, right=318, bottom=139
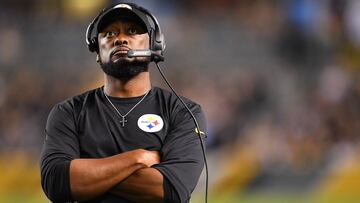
left=39, top=2, right=207, bottom=203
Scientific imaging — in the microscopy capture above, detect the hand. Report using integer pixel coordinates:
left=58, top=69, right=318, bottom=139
left=136, top=149, right=160, bottom=167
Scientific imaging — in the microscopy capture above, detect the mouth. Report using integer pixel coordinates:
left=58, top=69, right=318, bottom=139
left=111, top=47, right=130, bottom=58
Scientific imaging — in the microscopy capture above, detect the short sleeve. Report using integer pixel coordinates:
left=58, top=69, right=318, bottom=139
left=153, top=104, right=206, bottom=203
left=40, top=103, right=80, bottom=202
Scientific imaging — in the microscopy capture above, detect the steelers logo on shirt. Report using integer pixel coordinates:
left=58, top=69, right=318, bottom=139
left=137, top=114, right=164, bottom=133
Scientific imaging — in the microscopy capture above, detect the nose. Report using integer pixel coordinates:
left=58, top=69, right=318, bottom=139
left=114, top=33, right=128, bottom=46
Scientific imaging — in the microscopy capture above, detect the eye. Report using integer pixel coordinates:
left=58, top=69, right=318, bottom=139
left=105, top=31, right=117, bottom=38
left=128, top=27, right=137, bottom=35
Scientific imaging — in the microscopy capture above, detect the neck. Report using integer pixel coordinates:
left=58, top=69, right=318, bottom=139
left=104, top=72, right=151, bottom=98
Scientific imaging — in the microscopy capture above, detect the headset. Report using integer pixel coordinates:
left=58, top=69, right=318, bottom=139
left=85, top=2, right=165, bottom=62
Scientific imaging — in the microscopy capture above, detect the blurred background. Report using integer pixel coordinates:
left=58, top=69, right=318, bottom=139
left=1, top=0, right=360, bottom=202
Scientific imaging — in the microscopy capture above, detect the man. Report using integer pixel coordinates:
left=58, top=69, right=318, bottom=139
left=40, top=2, right=206, bottom=203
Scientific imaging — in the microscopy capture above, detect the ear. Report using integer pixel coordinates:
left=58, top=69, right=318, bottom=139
left=96, top=54, right=100, bottom=63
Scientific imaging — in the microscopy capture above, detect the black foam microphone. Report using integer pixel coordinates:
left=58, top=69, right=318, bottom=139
left=127, top=49, right=164, bottom=62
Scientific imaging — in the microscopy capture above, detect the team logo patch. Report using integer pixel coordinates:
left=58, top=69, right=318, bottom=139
left=137, top=114, right=164, bottom=133
left=114, top=4, right=132, bottom=10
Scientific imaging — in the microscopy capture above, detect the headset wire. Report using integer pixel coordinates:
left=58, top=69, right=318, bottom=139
left=155, top=62, right=208, bottom=203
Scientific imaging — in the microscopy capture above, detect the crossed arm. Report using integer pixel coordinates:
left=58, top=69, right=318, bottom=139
left=69, top=149, right=163, bottom=202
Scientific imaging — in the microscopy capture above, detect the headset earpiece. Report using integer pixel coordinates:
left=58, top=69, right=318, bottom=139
left=88, top=38, right=98, bottom=53
left=149, top=28, right=155, bottom=52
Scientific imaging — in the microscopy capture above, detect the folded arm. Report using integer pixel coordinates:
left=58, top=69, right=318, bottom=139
left=69, top=149, right=160, bottom=201
left=110, top=167, right=164, bottom=203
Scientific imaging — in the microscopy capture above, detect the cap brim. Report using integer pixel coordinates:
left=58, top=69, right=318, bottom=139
left=96, top=8, right=150, bottom=34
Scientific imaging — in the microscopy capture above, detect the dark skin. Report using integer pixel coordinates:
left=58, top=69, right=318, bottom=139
left=69, top=19, right=164, bottom=202
left=98, top=19, right=152, bottom=98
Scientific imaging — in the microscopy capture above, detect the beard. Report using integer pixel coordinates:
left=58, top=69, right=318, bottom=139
left=99, top=57, right=150, bottom=80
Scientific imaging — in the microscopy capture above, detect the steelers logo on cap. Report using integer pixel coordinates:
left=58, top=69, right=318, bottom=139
left=137, top=114, right=164, bottom=133
left=114, top=4, right=132, bottom=10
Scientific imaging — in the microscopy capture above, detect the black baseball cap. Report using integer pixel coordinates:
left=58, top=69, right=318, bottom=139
left=96, top=3, right=152, bottom=35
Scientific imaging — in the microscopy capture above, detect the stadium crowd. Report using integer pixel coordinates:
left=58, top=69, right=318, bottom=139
left=1, top=0, right=360, bottom=202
